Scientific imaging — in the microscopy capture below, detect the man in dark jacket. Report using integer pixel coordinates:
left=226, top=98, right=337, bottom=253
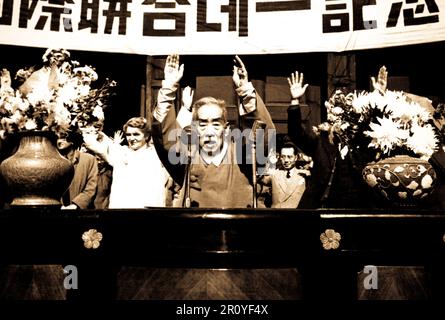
left=286, top=71, right=380, bottom=209
left=57, top=130, right=98, bottom=209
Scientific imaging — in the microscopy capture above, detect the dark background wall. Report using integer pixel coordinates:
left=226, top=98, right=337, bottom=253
left=355, top=41, right=445, bottom=104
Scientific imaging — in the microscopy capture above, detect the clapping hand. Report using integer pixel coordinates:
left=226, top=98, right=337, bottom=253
left=232, top=55, right=248, bottom=88
left=164, top=54, right=184, bottom=86
left=182, top=86, right=195, bottom=112
left=287, top=71, right=309, bottom=101
left=371, top=66, right=387, bottom=94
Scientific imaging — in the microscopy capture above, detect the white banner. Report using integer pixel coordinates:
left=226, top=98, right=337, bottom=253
left=0, top=0, right=444, bottom=55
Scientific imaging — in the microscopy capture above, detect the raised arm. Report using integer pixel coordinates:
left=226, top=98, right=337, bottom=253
left=233, top=55, right=256, bottom=116
left=152, top=54, right=184, bottom=151
left=152, top=54, right=187, bottom=185
left=286, top=71, right=318, bottom=155
left=176, top=86, right=194, bottom=129
left=232, top=55, right=274, bottom=133
left=371, top=66, right=387, bottom=94
left=288, top=71, right=309, bottom=105
left=153, top=54, right=184, bottom=125
left=81, top=130, right=116, bottom=165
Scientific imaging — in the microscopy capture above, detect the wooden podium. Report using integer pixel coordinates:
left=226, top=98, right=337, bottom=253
left=0, top=207, right=444, bottom=300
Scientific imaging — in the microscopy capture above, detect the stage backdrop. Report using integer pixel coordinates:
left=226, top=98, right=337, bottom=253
left=0, top=0, right=444, bottom=55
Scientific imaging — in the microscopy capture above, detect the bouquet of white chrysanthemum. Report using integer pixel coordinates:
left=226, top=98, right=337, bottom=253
left=315, top=88, right=439, bottom=162
left=0, top=48, right=116, bottom=138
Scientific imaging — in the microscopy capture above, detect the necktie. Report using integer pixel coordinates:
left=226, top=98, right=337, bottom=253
left=286, top=170, right=291, bottom=179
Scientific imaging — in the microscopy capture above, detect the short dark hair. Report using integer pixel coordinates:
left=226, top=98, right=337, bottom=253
left=58, top=130, right=83, bottom=148
left=192, top=97, right=228, bottom=123
left=280, top=141, right=298, bottom=155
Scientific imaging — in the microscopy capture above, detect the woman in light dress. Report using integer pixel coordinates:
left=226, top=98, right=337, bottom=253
left=83, top=117, right=169, bottom=208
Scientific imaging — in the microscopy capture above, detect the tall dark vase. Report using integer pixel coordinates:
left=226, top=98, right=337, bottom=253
left=0, top=131, right=74, bottom=207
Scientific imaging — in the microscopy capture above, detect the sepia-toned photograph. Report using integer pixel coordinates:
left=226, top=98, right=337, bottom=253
left=0, top=0, right=444, bottom=315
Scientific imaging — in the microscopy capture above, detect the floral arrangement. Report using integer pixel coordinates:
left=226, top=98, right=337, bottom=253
left=0, top=48, right=116, bottom=137
left=315, top=89, right=439, bottom=162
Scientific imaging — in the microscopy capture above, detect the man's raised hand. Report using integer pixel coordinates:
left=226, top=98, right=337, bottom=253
left=164, top=54, right=184, bottom=86
left=287, top=71, right=309, bottom=101
left=182, top=86, right=195, bottom=112
left=371, top=65, right=387, bottom=94
left=232, top=55, right=248, bottom=88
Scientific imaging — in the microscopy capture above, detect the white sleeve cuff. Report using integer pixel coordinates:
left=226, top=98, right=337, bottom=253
left=235, top=81, right=255, bottom=98
left=235, top=82, right=256, bottom=116
left=153, top=84, right=178, bottom=123
left=177, top=106, right=193, bottom=129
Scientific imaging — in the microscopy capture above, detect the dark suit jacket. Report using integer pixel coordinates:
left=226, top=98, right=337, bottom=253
left=428, top=146, right=445, bottom=209
left=287, top=104, right=381, bottom=209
